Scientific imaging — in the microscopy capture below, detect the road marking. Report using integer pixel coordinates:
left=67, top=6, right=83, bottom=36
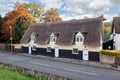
left=64, top=68, right=100, bottom=76
left=29, top=61, right=51, bottom=67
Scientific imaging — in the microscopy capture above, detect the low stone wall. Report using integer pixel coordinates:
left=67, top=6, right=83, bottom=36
left=100, top=54, right=116, bottom=64
left=115, top=58, right=120, bottom=65
left=0, top=62, right=71, bottom=80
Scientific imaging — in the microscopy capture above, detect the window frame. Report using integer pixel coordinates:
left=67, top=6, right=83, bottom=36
left=72, top=48, right=79, bottom=54
left=47, top=47, right=52, bottom=52
left=50, top=33, right=57, bottom=43
left=32, top=46, right=36, bottom=51
left=30, top=32, right=36, bottom=43
left=75, top=32, right=84, bottom=43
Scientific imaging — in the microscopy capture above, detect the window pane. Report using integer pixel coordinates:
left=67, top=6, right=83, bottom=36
left=76, top=37, right=79, bottom=42
left=73, top=48, right=78, bottom=53
left=32, top=46, right=36, bottom=51
left=47, top=47, right=51, bottom=52
left=53, top=38, right=55, bottom=42
left=50, top=37, right=56, bottom=42
left=80, top=37, right=83, bottom=42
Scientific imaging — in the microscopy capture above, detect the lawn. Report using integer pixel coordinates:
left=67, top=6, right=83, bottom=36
left=0, top=65, right=35, bottom=80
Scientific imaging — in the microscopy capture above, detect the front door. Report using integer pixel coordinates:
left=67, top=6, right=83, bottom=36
left=55, top=48, right=59, bottom=57
left=83, top=50, right=88, bottom=60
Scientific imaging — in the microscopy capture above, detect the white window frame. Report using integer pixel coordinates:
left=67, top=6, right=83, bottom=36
left=50, top=36, right=56, bottom=42
left=32, top=46, right=36, bottom=51
left=75, top=32, right=84, bottom=44
left=50, top=33, right=57, bottom=43
left=30, top=32, right=36, bottom=43
left=76, top=36, right=83, bottom=42
left=72, top=48, right=79, bottom=54
left=47, top=47, right=51, bottom=52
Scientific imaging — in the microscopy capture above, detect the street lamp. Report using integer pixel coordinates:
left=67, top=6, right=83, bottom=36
left=9, top=26, right=13, bottom=51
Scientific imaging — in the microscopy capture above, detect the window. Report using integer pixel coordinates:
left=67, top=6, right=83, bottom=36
left=76, top=36, right=83, bottom=42
left=72, top=48, right=79, bottom=54
left=76, top=37, right=79, bottom=42
left=30, top=32, right=36, bottom=43
left=75, top=32, right=84, bottom=43
left=47, top=47, right=51, bottom=52
left=50, top=37, right=56, bottom=42
left=50, top=33, right=57, bottom=43
left=32, top=46, right=36, bottom=51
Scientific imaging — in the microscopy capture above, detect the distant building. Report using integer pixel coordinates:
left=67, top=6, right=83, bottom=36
left=20, top=16, right=105, bottom=62
left=103, top=17, right=120, bottom=50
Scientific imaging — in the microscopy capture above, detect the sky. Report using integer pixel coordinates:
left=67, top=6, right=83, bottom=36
left=0, top=0, right=120, bottom=21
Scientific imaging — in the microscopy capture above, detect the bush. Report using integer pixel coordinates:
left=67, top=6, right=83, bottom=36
left=100, top=50, right=120, bottom=58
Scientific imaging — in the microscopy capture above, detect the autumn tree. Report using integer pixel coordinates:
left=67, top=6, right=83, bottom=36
left=44, top=8, right=62, bottom=22
left=1, top=2, right=32, bottom=40
left=13, top=14, right=36, bottom=43
left=103, top=21, right=112, bottom=41
left=23, top=2, right=45, bottom=22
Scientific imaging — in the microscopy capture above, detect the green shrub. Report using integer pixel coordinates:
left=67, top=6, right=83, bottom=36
left=100, top=50, right=120, bottom=58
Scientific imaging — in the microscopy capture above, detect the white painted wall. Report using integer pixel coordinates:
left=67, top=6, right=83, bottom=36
left=114, top=34, right=120, bottom=50
left=22, top=42, right=101, bottom=52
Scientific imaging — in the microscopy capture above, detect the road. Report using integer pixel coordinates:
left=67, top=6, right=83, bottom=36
left=0, top=51, right=120, bottom=80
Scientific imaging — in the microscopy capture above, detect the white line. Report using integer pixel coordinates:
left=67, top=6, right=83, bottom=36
left=64, top=68, right=100, bottom=76
left=29, top=61, right=51, bottom=67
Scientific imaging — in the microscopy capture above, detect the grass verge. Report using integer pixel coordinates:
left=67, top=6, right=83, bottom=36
left=0, top=64, right=52, bottom=80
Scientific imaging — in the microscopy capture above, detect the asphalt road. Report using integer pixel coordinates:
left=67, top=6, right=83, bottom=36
left=0, top=51, right=120, bottom=80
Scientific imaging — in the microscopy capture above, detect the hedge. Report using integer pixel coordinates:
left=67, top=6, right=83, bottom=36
left=100, top=50, right=120, bottom=58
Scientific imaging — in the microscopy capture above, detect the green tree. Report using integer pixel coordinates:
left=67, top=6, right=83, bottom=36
left=104, top=21, right=112, bottom=27
left=0, top=15, right=4, bottom=42
left=23, top=2, right=45, bottom=22
left=1, top=3, right=32, bottom=41
left=103, top=21, right=112, bottom=41
left=0, top=15, right=4, bottom=31
left=13, top=14, right=36, bottom=43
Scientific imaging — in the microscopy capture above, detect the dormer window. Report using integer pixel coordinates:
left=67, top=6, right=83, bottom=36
left=75, top=32, right=84, bottom=44
left=50, top=33, right=57, bottom=43
left=30, top=32, right=36, bottom=43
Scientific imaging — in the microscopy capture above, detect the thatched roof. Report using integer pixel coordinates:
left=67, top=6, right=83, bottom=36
left=112, top=17, right=120, bottom=33
left=20, top=16, right=104, bottom=47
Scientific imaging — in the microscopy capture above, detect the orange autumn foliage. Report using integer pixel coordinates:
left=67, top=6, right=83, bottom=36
left=1, top=3, right=32, bottom=40
left=45, top=8, right=62, bottom=22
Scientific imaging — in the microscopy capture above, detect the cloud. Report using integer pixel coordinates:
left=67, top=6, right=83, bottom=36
left=0, top=0, right=28, bottom=17
left=37, top=0, right=64, bottom=10
left=109, top=0, right=120, bottom=6
left=0, top=0, right=119, bottom=21
left=60, top=14, right=93, bottom=21
left=59, top=0, right=112, bottom=21
left=104, top=14, right=118, bottom=21
left=63, top=0, right=110, bottom=15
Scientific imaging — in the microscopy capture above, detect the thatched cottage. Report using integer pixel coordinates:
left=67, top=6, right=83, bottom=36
left=20, top=16, right=105, bottom=61
left=103, top=17, right=120, bottom=50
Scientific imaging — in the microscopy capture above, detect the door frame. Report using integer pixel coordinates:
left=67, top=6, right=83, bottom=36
left=83, top=49, right=88, bottom=61
left=55, top=47, right=59, bottom=57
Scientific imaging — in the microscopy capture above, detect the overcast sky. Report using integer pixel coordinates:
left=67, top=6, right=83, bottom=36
left=0, top=0, right=120, bottom=21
